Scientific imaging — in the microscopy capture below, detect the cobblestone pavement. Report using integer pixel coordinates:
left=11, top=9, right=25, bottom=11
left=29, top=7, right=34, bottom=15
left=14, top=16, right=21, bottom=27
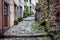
left=1, top=16, right=52, bottom=40
left=4, top=16, right=46, bottom=36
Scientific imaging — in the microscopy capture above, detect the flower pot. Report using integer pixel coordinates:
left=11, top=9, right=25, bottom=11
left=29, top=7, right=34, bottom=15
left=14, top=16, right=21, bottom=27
left=18, top=17, right=23, bottom=22
left=14, top=22, right=18, bottom=25
left=14, top=20, right=18, bottom=25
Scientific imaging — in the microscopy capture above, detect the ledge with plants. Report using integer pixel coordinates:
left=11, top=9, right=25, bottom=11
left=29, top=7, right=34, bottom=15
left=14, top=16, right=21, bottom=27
left=23, top=6, right=30, bottom=18
left=14, top=20, right=18, bottom=25
left=18, top=17, right=23, bottom=22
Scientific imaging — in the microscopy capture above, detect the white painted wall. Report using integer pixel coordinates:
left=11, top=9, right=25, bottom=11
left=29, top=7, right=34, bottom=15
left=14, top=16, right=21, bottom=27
left=9, top=0, right=14, bottom=27
left=31, top=0, right=38, bottom=14
left=19, top=0, right=25, bottom=17
left=14, top=0, right=19, bottom=6
left=31, top=0, right=38, bottom=6
left=14, top=0, right=20, bottom=19
left=9, top=0, right=20, bottom=27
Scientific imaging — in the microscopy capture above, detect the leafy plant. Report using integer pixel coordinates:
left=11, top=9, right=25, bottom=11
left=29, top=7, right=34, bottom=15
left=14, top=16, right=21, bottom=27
left=18, top=17, right=23, bottom=22
left=23, top=6, right=30, bottom=18
left=32, top=22, right=45, bottom=33
left=14, top=20, right=18, bottom=25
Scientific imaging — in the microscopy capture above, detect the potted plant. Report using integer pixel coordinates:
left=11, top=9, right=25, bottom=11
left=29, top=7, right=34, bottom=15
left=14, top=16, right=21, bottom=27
left=14, top=20, right=18, bottom=25
left=18, top=17, right=23, bottom=22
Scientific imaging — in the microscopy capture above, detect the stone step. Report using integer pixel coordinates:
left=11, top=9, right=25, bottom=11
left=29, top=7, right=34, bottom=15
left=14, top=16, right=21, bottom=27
left=4, top=32, right=48, bottom=37
left=0, top=36, right=52, bottom=40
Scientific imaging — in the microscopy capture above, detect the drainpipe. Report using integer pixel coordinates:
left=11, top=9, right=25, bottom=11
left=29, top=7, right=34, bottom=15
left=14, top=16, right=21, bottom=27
left=19, top=0, right=20, bottom=17
left=30, top=0, right=31, bottom=15
left=2, top=0, right=4, bottom=35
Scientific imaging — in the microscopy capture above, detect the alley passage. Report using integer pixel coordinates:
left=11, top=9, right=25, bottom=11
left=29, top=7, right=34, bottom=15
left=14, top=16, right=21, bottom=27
left=4, top=16, right=46, bottom=36
left=4, top=16, right=36, bottom=36
left=1, top=16, right=52, bottom=40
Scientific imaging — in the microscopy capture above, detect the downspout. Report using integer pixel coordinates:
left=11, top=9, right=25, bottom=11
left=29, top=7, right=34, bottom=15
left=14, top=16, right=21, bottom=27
left=19, top=0, right=20, bottom=16
left=2, top=0, right=4, bottom=34
left=30, top=0, right=31, bottom=15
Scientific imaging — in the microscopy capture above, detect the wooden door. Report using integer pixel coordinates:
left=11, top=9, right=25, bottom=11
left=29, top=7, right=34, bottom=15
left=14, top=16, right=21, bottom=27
left=4, top=3, right=8, bottom=27
left=20, top=6, right=22, bottom=16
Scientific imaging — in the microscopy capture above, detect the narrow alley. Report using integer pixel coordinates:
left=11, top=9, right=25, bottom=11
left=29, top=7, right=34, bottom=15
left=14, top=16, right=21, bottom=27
left=4, top=16, right=46, bottom=36
left=0, top=0, right=60, bottom=40
left=4, top=16, right=35, bottom=36
left=1, top=16, right=52, bottom=40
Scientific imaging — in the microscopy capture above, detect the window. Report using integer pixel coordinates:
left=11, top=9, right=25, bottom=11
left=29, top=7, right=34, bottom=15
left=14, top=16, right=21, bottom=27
left=30, top=0, right=31, bottom=4
left=4, top=3, right=8, bottom=15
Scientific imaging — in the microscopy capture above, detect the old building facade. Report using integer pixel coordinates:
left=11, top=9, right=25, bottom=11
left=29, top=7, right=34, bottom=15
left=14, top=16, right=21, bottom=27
left=0, top=0, right=20, bottom=34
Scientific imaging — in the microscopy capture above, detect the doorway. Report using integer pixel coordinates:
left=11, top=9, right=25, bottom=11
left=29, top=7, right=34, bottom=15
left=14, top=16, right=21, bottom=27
left=3, top=2, right=8, bottom=31
left=20, top=6, right=22, bottom=17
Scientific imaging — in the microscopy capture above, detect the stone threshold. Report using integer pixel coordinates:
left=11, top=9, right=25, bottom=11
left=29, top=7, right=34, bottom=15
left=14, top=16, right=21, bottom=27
left=3, top=32, right=48, bottom=37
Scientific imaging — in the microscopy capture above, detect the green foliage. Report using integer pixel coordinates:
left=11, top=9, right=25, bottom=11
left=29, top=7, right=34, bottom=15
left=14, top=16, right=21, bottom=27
left=41, top=21, right=46, bottom=26
left=14, top=20, right=18, bottom=25
left=32, top=22, right=45, bottom=33
left=18, top=17, right=23, bottom=22
left=35, top=3, right=41, bottom=11
left=23, top=6, right=30, bottom=18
